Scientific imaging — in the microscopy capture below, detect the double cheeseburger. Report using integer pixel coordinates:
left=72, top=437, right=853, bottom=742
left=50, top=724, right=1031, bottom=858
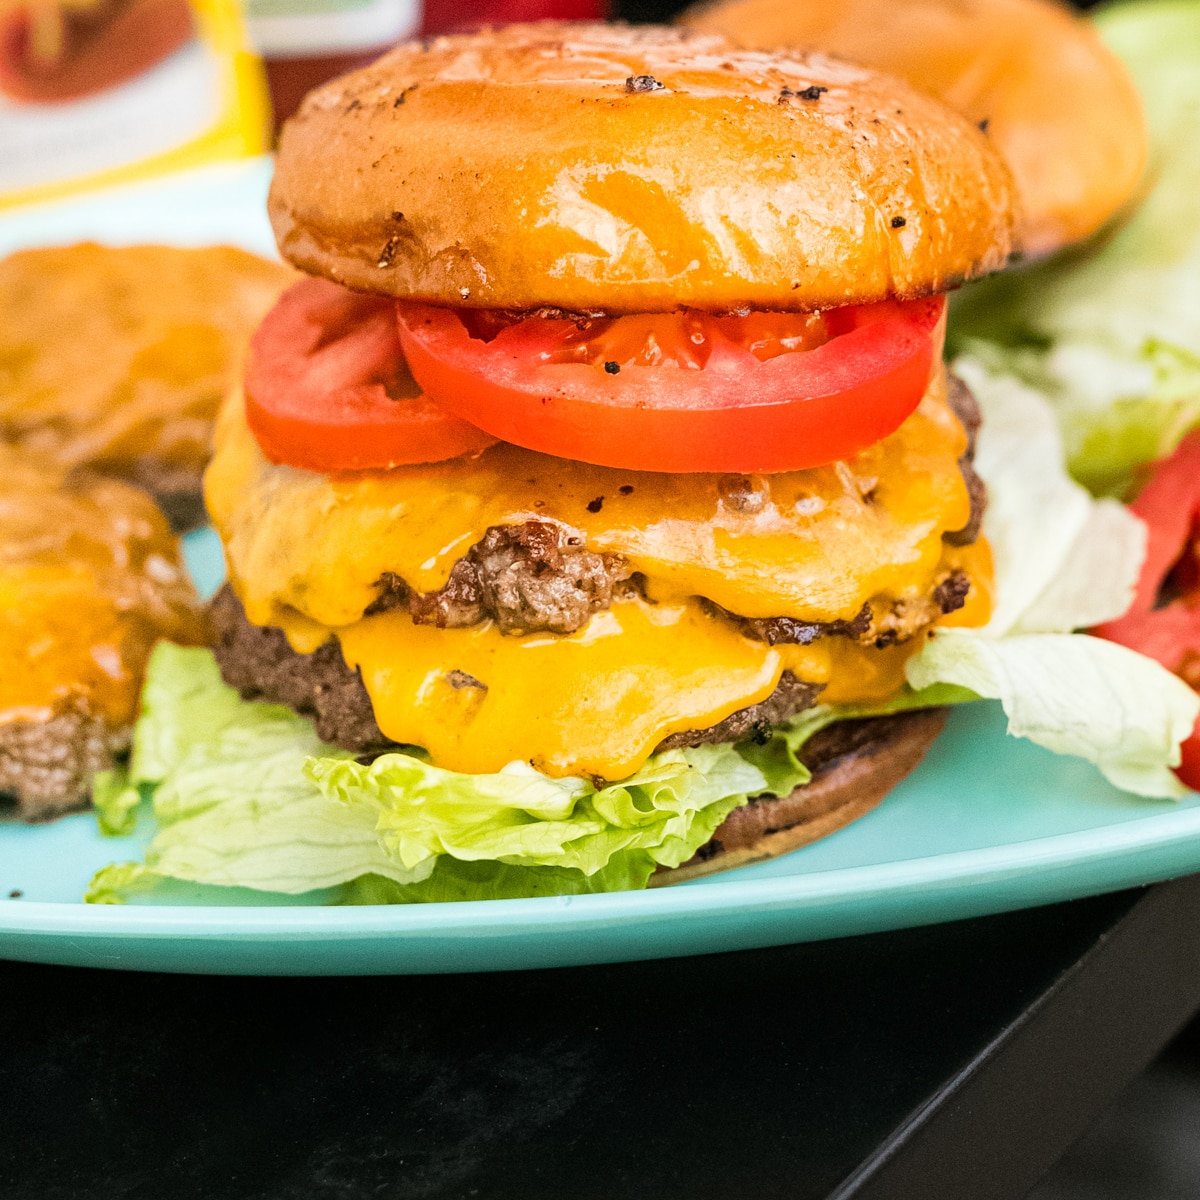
left=204, top=22, right=1015, bottom=885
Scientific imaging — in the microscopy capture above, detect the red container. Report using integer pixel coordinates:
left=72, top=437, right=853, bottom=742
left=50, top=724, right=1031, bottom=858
left=422, top=0, right=606, bottom=34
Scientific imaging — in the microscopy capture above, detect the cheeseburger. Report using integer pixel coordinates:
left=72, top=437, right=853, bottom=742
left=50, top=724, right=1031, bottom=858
left=0, top=244, right=294, bottom=530
left=202, top=23, right=1015, bottom=889
left=683, top=0, right=1148, bottom=258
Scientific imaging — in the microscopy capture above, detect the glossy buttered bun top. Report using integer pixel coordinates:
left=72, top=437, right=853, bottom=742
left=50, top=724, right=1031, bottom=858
left=269, top=22, right=1017, bottom=313
left=684, top=0, right=1147, bottom=258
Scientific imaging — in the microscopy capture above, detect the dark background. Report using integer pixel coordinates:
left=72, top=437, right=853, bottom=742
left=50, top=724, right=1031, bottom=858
left=0, top=886, right=1197, bottom=1200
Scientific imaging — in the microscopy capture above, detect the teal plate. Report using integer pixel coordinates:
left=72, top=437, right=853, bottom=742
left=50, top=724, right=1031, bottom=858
left=1, top=161, right=1197, bottom=976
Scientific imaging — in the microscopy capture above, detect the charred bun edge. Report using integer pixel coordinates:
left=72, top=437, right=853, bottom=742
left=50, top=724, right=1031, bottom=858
left=652, top=707, right=946, bottom=884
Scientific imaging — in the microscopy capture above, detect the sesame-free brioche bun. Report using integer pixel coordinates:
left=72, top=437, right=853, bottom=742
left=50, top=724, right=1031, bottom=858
left=684, top=0, right=1147, bottom=258
left=269, top=22, right=1016, bottom=313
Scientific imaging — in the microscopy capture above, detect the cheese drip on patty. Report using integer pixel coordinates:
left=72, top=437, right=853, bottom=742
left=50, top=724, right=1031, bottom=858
left=207, top=364, right=972, bottom=632
left=270, top=544, right=989, bottom=779
left=206, top=365, right=991, bottom=778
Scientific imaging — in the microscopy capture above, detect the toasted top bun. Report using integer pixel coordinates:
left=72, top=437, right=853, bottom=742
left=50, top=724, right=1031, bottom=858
left=684, top=0, right=1147, bottom=259
left=269, top=22, right=1016, bottom=313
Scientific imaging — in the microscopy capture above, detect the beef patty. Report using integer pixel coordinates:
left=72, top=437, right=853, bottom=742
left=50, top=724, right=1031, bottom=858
left=365, top=520, right=634, bottom=636
left=211, top=586, right=389, bottom=751
left=211, top=526, right=971, bottom=757
left=363, top=526, right=971, bottom=649
left=210, top=585, right=947, bottom=874
left=944, top=372, right=986, bottom=547
left=0, top=704, right=128, bottom=821
left=355, top=375, right=985, bottom=640
left=210, top=585, right=825, bottom=754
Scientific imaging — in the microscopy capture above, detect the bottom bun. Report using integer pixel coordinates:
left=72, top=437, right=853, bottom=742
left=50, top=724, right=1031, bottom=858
left=651, top=708, right=947, bottom=885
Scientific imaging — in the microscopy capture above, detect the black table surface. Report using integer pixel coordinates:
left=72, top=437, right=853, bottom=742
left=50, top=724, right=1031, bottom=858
left=2, top=877, right=1199, bottom=1200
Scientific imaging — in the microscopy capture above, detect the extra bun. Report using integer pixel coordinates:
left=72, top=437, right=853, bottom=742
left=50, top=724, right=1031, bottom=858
left=684, top=0, right=1147, bottom=258
left=654, top=708, right=946, bottom=884
left=270, top=22, right=1016, bottom=313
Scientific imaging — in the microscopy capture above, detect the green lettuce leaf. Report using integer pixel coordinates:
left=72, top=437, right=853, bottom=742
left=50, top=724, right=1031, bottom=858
left=947, top=0, right=1200, bottom=496
left=90, top=769, right=142, bottom=838
left=953, top=357, right=1145, bottom=635
left=86, top=862, right=159, bottom=905
left=90, top=644, right=422, bottom=901
left=907, top=629, right=1198, bottom=797
left=128, top=641, right=247, bottom=785
left=88, top=643, right=825, bottom=904
left=311, top=742, right=769, bottom=874
left=902, top=358, right=1199, bottom=796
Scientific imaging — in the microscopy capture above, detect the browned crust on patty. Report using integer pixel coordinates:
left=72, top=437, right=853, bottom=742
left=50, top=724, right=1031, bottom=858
left=209, top=584, right=825, bottom=754
left=943, top=372, right=986, bottom=548
left=651, top=708, right=946, bottom=884
left=210, top=585, right=390, bottom=751
left=656, top=671, right=822, bottom=751
left=0, top=704, right=129, bottom=821
left=365, top=520, right=633, bottom=636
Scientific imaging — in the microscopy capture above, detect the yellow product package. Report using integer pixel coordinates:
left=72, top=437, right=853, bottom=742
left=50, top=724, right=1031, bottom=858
left=0, top=0, right=270, bottom=209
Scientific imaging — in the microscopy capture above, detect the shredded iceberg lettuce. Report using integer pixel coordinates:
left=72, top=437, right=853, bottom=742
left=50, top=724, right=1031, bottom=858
left=947, top=0, right=1200, bottom=497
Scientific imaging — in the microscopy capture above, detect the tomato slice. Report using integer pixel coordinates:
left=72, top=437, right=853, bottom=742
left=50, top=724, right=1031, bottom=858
left=395, top=297, right=945, bottom=474
left=245, top=278, right=496, bottom=472
left=1094, top=431, right=1200, bottom=789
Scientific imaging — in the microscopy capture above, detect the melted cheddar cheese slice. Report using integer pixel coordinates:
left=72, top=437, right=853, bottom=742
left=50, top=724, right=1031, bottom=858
left=276, top=597, right=871, bottom=780
left=0, top=448, right=203, bottom=727
left=269, top=537, right=989, bottom=780
left=207, top=365, right=972, bottom=631
left=207, top=364, right=992, bottom=780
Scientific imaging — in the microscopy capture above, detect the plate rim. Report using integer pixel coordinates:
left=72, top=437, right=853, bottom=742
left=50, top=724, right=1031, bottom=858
left=2, top=801, right=1198, bottom=939
left=3, top=158, right=1198, bottom=973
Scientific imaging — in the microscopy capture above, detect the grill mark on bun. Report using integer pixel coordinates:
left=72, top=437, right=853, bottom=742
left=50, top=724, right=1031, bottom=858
left=779, top=84, right=827, bottom=103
